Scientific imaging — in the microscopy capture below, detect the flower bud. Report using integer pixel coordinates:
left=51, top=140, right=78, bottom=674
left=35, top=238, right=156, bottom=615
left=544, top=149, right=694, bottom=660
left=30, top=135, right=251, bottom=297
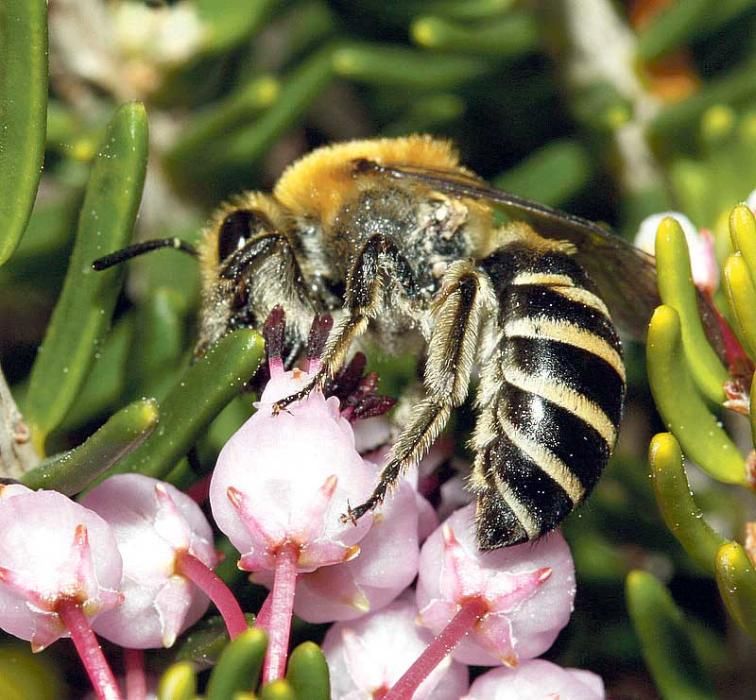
left=416, top=504, right=575, bottom=666
left=0, top=489, right=122, bottom=651
left=323, top=595, right=469, bottom=700
left=462, top=659, right=605, bottom=699
left=82, top=474, right=219, bottom=648
left=210, top=369, right=375, bottom=574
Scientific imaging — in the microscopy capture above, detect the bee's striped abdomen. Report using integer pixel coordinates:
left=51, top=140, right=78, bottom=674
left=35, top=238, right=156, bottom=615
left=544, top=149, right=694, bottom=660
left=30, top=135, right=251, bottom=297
left=473, top=244, right=625, bottom=549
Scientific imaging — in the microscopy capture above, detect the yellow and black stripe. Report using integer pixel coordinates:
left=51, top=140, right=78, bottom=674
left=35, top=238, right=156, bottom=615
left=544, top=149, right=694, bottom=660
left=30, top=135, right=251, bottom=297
left=474, top=244, right=625, bottom=549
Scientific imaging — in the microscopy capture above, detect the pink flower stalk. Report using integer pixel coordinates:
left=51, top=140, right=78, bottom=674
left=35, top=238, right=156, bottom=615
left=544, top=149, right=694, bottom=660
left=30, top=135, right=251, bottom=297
left=462, top=659, right=605, bottom=699
left=209, top=361, right=378, bottom=681
left=81, top=474, right=228, bottom=649
left=322, top=595, right=469, bottom=700
left=255, top=477, right=421, bottom=623
left=634, top=211, right=720, bottom=293
left=416, top=504, right=575, bottom=667
left=123, top=648, right=147, bottom=700
left=0, top=487, right=123, bottom=700
left=264, top=544, right=299, bottom=684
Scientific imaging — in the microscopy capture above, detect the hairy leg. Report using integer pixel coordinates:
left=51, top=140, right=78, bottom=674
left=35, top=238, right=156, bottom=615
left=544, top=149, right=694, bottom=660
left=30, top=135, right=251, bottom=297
left=346, top=262, right=495, bottom=520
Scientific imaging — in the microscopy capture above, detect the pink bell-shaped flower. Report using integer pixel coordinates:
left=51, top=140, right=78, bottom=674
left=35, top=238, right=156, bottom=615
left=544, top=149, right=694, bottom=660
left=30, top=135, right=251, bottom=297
left=0, top=486, right=123, bottom=651
left=0, top=486, right=125, bottom=699
left=462, top=659, right=605, bottom=699
left=416, top=503, right=575, bottom=667
left=209, top=341, right=380, bottom=682
left=81, top=474, right=220, bottom=649
left=323, top=595, right=469, bottom=700
left=209, top=367, right=376, bottom=574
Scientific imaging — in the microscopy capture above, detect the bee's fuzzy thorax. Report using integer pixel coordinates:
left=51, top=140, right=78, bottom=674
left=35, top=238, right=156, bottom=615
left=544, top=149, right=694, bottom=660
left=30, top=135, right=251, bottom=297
left=273, top=135, right=462, bottom=225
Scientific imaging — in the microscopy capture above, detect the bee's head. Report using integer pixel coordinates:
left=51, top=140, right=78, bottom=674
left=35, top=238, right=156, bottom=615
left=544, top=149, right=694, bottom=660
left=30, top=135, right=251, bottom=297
left=195, top=194, right=298, bottom=358
left=91, top=192, right=301, bottom=365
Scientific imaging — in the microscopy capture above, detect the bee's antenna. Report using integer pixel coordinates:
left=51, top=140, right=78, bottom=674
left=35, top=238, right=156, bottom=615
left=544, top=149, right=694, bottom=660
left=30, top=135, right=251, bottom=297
left=91, top=237, right=199, bottom=271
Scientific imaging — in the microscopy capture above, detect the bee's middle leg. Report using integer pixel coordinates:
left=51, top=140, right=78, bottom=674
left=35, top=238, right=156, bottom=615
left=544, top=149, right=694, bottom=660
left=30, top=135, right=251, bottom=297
left=346, top=262, right=491, bottom=520
left=272, top=234, right=419, bottom=412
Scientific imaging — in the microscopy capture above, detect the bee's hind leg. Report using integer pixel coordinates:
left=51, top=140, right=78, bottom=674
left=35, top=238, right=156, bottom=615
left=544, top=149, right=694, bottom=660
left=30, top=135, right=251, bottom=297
left=346, top=261, right=493, bottom=521
left=272, top=234, right=419, bottom=413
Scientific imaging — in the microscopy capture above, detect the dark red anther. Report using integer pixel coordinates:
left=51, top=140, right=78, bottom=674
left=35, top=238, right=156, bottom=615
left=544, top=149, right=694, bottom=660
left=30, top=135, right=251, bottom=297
left=262, top=306, right=286, bottom=362
left=306, top=314, right=334, bottom=362
left=326, top=353, right=367, bottom=402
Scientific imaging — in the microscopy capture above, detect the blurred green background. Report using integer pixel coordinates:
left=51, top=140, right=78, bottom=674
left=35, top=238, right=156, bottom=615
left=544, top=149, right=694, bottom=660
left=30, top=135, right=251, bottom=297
left=2, top=1, right=756, bottom=698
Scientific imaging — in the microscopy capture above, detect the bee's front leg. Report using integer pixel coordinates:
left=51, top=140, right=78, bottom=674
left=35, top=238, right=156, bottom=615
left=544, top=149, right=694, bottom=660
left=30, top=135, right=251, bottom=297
left=344, top=262, right=493, bottom=522
left=271, top=234, right=418, bottom=415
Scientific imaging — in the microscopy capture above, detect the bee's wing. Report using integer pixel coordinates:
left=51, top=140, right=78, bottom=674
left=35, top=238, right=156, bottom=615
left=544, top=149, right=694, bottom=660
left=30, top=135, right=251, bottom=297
left=353, top=158, right=660, bottom=340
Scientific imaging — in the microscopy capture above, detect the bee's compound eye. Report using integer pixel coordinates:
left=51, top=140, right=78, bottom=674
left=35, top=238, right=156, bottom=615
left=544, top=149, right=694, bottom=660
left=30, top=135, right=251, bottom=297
left=217, top=210, right=255, bottom=262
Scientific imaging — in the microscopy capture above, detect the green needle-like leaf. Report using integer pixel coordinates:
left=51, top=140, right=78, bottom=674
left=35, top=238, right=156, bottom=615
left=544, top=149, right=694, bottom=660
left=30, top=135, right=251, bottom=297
left=286, top=643, right=330, bottom=700
left=411, top=13, right=538, bottom=57
left=157, top=661, right=197, bottom=700
left=647, top=305, right=746, bottom=485
left=203, top=48, right=334, bottom=178
left=104, top=329, right=264, bottom=482
left=260, top=680, right=297, bottom=700
left=0, top=0, right=48, bottom=267
left=637, top=0, right=755, bottom=62
left=636, top=0, right=710, bottom=62
left=729, top=204, right=756, bottom=286
left=654, top=217, right=728, bottom=403
left=626, top=570, right=715, bottom=700
left=570, top=82, right=633, bottom=134
left=195, top=0, right=276, bottom=54
left=166, top=75, right=280, bottom=178
left=650, top=55, right=756, bottom=142
left=59, top=315, right=135, bottom=432
left=332, top=43, right=488, bottom=89
left=723, top=254, right=756, bottom=360
left=358, top=0, right=515, bottom=22
left=23, top=103, right=149, bottom=453
left=715, top=542, right=756, bottom=637
left=382, top=94, right=465, bottom=137
left=0, top=642, right=64, bottom=700
left=648, top=433, right=728, bottom=573
left=22, top=399, right=159, bottom=495
left=206, top=628, right=267, bottom=700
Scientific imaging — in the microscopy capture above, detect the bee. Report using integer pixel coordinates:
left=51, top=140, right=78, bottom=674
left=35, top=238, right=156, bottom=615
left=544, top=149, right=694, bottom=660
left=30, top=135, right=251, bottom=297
left=94, top=135, right=662, bottom=549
